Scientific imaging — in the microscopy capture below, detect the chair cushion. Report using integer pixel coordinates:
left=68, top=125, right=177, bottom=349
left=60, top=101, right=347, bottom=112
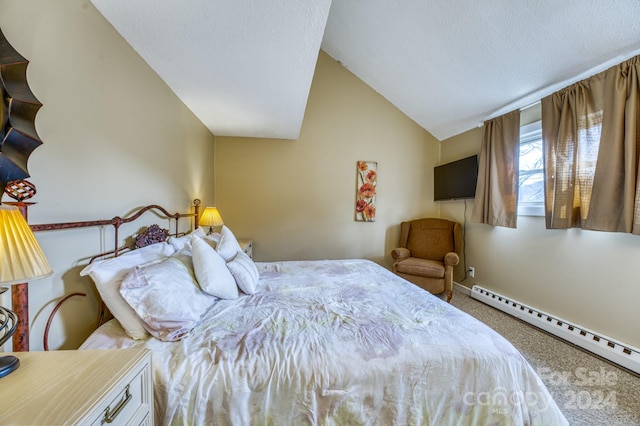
left=395, top=257, right=445, bottom=278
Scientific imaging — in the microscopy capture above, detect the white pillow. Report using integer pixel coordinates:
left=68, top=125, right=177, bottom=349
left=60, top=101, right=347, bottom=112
left=215, top=225, right=243, bottom=261
left=170, top=249, right=195, bottom=275
left=191, top=235, right=238, bottom=299
left=119, top=257, right=218, bottom=341
left=227, top=251, right=259, bottom=294
left=204, top=232, right=221, bottom=249
left=79, top=242, right=176, bottom=339
left=166, top=227, right=206, bottom=252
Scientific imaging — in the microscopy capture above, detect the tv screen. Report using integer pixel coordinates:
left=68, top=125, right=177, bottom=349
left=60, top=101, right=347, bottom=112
left=434, top=155, right=478, bottom=201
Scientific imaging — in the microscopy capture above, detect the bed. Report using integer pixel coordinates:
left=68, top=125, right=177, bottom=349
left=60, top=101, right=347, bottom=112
left=71, top=224, right=567, bottom=424
left=34, top=201, right=566, bottom=425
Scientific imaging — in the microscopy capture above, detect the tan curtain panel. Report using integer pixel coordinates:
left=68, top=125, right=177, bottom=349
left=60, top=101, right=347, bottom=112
left=586, top=56, right=640, bottom=233
left=541, top=77, right=604, bottom=229
left=542, top=55, right=640, bottom=233
left=471, top=110, right=520, bottom=228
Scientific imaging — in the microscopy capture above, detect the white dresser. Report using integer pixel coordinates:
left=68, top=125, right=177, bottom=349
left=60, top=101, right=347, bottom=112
left=0, top=347, right=153, bottom=425
left=238, top=239, right=253, bottom=259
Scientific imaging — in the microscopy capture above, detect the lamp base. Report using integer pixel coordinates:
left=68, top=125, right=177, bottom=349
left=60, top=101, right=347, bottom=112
left=0, top=355, right=20, bottom=378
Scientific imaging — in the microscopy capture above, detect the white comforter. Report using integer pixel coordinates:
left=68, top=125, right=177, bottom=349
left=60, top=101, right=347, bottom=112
left=81, top=259, right=568, bottom=425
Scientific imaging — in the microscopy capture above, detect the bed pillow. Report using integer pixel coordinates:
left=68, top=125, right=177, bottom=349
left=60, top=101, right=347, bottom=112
left=191, top=235, right=238, bottom=299
left=119, top=257, right=218, bottom=341
left=226, top=251, right=259, bottom=294
left=214, top=225, right=260, bottom=292
left=79, top=242, right=176, bottom=339
left=215, top=225, right=244, bottom=261
left=166, top=227, right=206, bottom=252
left=204, top=232, right=221, bottom=249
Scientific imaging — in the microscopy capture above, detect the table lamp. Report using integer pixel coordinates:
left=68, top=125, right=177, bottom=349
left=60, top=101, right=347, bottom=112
left=199, top=207, right=224, bottom=235
left=0, top=205, right=52, bottom=378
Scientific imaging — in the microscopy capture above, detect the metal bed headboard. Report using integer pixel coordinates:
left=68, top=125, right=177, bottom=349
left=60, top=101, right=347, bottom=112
left=31, top=199, right=202, bottom=257
left=29, top=199, right=202, bottom=350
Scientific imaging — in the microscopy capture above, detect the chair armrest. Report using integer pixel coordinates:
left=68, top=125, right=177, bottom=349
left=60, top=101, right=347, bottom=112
left=444, top=252, right=460, bottom=267
left=391, top=247, right=410, bottom=261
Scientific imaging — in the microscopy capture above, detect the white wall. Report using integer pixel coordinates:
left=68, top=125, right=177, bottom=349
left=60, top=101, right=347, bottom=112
left=0, top=0, right=215, bottom=351
left=440, top=106, right=640, bottom=349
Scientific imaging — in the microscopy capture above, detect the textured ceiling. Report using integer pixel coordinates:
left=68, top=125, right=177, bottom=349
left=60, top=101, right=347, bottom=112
left=91, top=0, right=640, bottom=141
left=90, top=0, right=332, bottom=140
left=322, top=0, right=640, bottom=140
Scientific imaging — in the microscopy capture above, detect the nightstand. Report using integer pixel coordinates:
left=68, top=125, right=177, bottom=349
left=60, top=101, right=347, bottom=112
left=0, top=347, right=153, bottom=425
left=238, top=239, right=253, bottom=259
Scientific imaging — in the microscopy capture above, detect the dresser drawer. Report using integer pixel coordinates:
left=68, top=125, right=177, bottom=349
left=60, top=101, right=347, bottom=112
left=89, top=353, right=153, bottom=425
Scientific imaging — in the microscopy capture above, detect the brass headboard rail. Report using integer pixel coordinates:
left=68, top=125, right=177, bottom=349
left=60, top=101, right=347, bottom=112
left=30, top=199, right=201, bottom=256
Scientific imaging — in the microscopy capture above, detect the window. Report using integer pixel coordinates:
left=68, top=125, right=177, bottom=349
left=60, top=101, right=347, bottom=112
left=518, top=120, right=544, bottom=216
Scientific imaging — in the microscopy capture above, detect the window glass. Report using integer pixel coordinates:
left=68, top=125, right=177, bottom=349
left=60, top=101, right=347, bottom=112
left=518, top=121, right=544, bottom=216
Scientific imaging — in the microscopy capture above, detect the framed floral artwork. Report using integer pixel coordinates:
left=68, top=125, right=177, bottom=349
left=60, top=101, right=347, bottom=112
left=355, top=161, right=377, bottom=221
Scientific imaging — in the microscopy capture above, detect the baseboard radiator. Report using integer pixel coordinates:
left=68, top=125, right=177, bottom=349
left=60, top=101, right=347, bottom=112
left=471, top=285, right=640, bottom=375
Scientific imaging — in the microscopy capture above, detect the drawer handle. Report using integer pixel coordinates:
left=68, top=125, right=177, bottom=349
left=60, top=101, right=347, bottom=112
left=104, top=384, right=132, bottom=424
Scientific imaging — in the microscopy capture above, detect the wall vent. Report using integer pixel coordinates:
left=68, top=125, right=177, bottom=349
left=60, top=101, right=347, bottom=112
left=471, top=285, right=640, bottom=375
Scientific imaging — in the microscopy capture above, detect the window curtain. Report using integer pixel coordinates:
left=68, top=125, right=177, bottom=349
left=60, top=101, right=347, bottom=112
left=587, top=56, right=640, bottom=233
left=541, top=55, right=640, bottom=233
left=471, top=110, right=520, bottom=228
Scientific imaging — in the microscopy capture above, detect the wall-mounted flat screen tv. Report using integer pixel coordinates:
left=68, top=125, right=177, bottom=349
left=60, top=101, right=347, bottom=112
left=434, top=155, right=478, bottom=201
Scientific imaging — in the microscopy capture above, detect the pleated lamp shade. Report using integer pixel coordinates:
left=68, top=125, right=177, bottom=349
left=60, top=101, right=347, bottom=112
left=0, top=205, right=52, bottom=285
left=200, top=207, right=224, bottom=228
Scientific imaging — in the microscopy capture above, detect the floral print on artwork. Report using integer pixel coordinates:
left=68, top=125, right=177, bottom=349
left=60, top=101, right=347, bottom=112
left=356, top=161, right=377, bottom=221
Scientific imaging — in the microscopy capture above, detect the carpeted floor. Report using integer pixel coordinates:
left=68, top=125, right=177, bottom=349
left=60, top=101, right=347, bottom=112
left=449, top=288, right=640, bottom=426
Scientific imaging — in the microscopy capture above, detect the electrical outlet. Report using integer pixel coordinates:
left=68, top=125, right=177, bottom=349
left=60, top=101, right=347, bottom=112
left=468, top=266, right=475, bottom=278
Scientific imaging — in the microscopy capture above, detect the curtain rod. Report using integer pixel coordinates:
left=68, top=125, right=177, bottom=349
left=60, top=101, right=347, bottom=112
left=519, top=100, right=540, bottom=111
left=478, top=99, right=541, bottom=127
left=481, top=48, right=640, bottom=128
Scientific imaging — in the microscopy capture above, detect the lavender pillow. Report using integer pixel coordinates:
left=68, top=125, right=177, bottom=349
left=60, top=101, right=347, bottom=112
left=119, top=257, right=218, bottom=341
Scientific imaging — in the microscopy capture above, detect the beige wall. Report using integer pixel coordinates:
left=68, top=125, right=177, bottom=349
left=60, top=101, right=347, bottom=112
left=0, top=0, right=215, bottom=351
left=9, top=0, right=631, bottom=357
left=215, top=51, right=440, bottom=266
left=440, top=105, right=640, bottom=348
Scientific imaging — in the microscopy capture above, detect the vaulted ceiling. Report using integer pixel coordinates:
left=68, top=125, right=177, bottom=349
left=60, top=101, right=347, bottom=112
left=91, top=0, right=640, bottom=141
